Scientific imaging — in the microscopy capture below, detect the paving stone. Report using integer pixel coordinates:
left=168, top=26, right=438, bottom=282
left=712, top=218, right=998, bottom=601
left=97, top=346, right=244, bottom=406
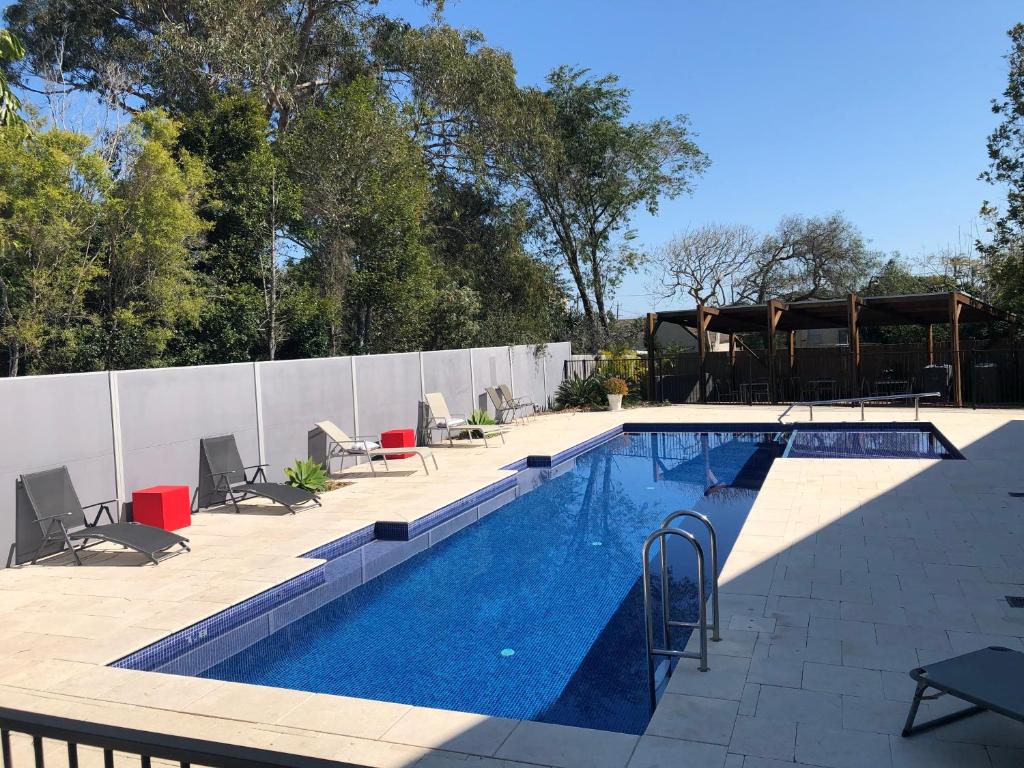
left=665, top=654, right=749, bottom=701
left=496, top=721, right=637, bottom=768
left=808, top=617, right=877, bottom=644
left=755, top=685, right=842, bottom=727
left=626, top=735, right=727, bottom=768
left=795, top=723, right=892, bottom=768
left=645, top=694, right=739, bottom=745
left=728, top=716, right=796, bottom=761
left=874, top=623, right=952, bottom=652
left=889, top=734, right=993, bottom=768
left=841, top=640, right=920, bottom=672
left=802, top=662, right=883, bottom=698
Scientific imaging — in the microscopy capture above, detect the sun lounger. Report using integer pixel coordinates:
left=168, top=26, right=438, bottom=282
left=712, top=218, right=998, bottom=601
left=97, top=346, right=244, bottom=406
left=424, top=392, right=507, bottom=447
left=314, top=421, right=437, bottom=475
left=485, top=386, right=520, bottom=424
left=499, top=384, right=538, bottom=421
left=199, top=434, right=320, bottom=514
left=17, top=467, right=189, bottom=565
left=902, top=646, right=1024, bottom=736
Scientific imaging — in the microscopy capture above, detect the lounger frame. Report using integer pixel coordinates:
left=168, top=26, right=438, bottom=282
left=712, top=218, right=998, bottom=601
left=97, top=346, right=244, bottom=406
left=18, top=468, right=189, bottom=566
left=199, top=436, right=320, bottom=515
left=902, top=645, right=1024, bottom=736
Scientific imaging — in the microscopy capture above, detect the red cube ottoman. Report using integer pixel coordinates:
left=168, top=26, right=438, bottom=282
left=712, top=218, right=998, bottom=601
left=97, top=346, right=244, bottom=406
left=132, top=485, right=191, bottom=531
left=379, top=428, right=416, bottom=460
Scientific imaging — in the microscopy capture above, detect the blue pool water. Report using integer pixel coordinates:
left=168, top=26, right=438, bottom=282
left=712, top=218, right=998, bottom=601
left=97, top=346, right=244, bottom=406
left=200, top=431, right=777, bottom=734
left=786, top=429, right=954, bottom=459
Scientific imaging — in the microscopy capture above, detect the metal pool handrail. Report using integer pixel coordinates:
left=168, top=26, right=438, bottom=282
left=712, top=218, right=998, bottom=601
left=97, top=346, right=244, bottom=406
left=661, top=509, right=721, bottom=643
left=777, top=392, right=942, bottom=424
left=642, top=527, right=709, bottom=712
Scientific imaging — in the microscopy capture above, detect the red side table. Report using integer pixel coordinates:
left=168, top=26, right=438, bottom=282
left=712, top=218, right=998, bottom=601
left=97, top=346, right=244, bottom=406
left=379, top=428, right=416, bottom=459
left=132, top=485, right=191, bottom=531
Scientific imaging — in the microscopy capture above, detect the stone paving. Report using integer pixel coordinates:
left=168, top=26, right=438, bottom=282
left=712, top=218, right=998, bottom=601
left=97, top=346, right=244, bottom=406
left=1, top=405, right=1023, bottom=767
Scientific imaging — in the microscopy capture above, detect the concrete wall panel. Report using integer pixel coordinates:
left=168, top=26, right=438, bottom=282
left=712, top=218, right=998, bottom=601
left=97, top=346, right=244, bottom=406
left=422, top=349, right=473, bottom=417
left=0, top=372, right=116, bottom=562
left=353, top=353, right=422, bottom=441
left=117, top=364, right=259, bottom=498
left=470, top=346, right=513, bottom=415
left=510, top=345, right=547, bottom=413
left=259, top=357, right=354, bottom=480
left=544, top=342, right=572, bottom=408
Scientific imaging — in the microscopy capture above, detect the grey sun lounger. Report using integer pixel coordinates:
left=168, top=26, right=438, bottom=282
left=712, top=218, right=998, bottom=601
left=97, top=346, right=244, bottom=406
left=902, top=646, right=1024, bottom=736
left=499, top=384, right=538, bottom=422
left=199, top=435, right=320, bottom=514
left=17, top=467, right=189, bottom=565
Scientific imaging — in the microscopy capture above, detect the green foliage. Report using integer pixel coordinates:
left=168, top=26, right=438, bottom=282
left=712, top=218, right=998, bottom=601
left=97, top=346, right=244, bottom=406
left=0, top=28, right=24, bottom=126
left=467, top=409, right=496, bottom=425
left=603, top=377, right=629, bottom=396
left=283, top=458, right=328, bottom=493
left=555, top=374, right=607, bottom=409
left=283, top=77, right=434, bottom=355
left=980, top=23, right=1024, bottom=319
left=491, top=66, right=709, bottom=349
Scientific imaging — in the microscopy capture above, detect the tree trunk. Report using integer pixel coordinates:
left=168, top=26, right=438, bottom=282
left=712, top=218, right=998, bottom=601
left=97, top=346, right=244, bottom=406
left=265, top=176, right=279, bottom=361
left=7, top=342, right=19, bottom=377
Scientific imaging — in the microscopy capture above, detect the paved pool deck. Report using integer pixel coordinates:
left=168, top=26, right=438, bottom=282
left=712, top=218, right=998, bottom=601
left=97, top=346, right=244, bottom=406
left=1, top=404, right=1023, bottom=767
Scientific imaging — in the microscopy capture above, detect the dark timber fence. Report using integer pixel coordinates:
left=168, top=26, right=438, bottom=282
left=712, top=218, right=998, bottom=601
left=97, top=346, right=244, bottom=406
left=564, top=343, right=1024, bottom=407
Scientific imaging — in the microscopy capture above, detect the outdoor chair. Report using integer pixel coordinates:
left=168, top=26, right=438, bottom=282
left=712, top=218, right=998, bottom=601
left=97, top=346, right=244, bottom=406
left=424, top=392, right=507, bottom=447
left=17, top=467, right=189, bottom=565
left=485, top=386, right=521, bottom=424
left=902, top=646, right=1024, bottom=736
left=498, top=384, right=539, bottom=422
left=198, top=434, right=320, bottom=514
left=315, top=420, right=438, bottom=475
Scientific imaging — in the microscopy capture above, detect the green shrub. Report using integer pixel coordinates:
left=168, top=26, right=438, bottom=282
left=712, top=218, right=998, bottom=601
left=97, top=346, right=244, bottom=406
left=467, top=409, right=496, bottom=425
left=555, top=373, right=606, bottom=409
left=284, top=458, right=328, bottom=492
left=466, top=408, right=497, bottom=438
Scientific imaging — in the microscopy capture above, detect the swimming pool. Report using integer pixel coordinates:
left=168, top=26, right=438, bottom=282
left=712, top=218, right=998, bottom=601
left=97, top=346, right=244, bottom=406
left=113, top=422, right=959, bottom=736
left=200, top=431, right=774, bottom=735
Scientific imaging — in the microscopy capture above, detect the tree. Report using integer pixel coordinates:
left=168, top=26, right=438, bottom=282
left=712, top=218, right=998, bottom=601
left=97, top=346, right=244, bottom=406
left=493, top=66, right=708, bottom=349
left=282, top=77, right=433, bottom=354
left=0, top=121, right=106, bottom=375
left=734, top=213, right=880, bottom=303
left=93, top=111, right=208, bottom=369
left=427, top=176, right=567, bottom=346
left=0, top=28, right=25, bottom=126
left=979, top=23, right=1024, bottom=315
left=172, top=94, right=298, bottom=364
left=655, top=224, right=758, bottom=306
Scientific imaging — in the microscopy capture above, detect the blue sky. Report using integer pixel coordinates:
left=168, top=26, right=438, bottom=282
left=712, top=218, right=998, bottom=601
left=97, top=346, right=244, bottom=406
left=5, top=1, right=1020, bottom=317
left=387, top=0, right=1021, bottom=315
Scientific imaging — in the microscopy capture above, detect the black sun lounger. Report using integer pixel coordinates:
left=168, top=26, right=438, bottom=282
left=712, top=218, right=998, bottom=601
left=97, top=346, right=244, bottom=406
left=902, top=646, right=1024, bottom=736
left=18, top=467, right=189, bottom=565
left=199, top=435, right=320, bottom=514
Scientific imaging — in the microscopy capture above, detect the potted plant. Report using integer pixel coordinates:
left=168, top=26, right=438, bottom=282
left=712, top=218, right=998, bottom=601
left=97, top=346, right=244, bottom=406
left=604, top=377, right=629, bottom=411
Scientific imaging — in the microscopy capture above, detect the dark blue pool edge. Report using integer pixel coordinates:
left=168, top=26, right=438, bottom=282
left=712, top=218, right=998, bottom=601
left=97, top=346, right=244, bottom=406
left=110, top=420, right=960, bottom=673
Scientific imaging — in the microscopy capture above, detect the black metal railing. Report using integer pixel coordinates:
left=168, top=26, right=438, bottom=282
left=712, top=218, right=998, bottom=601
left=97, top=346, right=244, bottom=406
left=0, top=706, right=366, bottom=768
left=566, top=344, right=1024, bottom=407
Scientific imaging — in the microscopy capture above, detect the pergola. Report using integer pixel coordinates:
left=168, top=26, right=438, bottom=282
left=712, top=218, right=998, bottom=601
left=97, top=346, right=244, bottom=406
left=643, top=291, right=1015, bottom=406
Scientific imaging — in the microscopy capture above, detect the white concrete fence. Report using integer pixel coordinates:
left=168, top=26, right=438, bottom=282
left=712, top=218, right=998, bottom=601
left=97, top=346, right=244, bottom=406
left=0, top=342, right=571, bottom=564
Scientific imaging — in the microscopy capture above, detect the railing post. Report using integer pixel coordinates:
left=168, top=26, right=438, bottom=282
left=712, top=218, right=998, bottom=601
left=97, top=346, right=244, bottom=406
left=860, top=401, right=865, bottom=421
left=809, top=404, right=813, bottom=422
left=915, top=396, right=920, bottom=421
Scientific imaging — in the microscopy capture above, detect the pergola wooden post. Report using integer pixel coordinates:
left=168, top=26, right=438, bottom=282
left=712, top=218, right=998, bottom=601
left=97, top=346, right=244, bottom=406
left=926, top=324, right=934, bottom=365
left=766, top=300, right=785, bottom=403
left=847, top=293, right=861, bottom=396
left=695, top=304, right=718, bottom=403
left=949, top=294, right=963, bottom=407
left=644, top=312, right=658, bottom=401
left=728, top=332, right=737, bottom=398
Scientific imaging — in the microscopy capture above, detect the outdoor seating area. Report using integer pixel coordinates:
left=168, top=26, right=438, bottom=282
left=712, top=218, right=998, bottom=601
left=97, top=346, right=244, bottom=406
left=640, top=292, right=1018, bottom=408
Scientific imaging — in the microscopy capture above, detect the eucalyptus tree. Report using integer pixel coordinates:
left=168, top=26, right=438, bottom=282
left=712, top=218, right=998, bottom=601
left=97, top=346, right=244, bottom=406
left=980, top=23, right=1024, bottom=315
left=492, top=66, right=709, bottom=349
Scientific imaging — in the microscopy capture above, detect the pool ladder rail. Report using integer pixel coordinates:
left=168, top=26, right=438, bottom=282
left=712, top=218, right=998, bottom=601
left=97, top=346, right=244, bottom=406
left=641, top=509, right=721, bottom=712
